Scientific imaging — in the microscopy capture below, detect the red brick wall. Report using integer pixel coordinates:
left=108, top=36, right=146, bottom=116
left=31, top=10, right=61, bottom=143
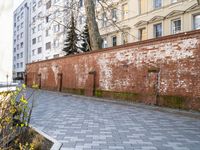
left=26, top=30, right=200, bottom=111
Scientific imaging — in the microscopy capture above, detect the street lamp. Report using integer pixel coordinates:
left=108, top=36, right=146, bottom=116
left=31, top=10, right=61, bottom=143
left=6, top=74, right=9, bottom=89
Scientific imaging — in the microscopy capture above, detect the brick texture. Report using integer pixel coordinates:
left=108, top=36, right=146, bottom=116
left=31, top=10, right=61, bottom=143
left=26, top=30, right=200, bottom=111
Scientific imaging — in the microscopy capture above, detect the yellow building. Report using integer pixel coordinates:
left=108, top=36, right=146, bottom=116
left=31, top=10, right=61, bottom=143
left=94, top=0, right=200, bottom=48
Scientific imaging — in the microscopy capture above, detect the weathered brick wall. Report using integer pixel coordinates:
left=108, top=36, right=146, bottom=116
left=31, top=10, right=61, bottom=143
left=26, top=30, right=200, bottom=111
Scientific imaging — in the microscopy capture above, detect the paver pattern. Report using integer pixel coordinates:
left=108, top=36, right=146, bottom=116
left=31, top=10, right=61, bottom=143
left=30, top=90, right=200, bottom=150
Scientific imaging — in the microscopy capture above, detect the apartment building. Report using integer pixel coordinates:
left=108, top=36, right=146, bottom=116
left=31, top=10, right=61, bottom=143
left=78, top=0, right=200, bottom=48
left=13, top=0, right=69, bottom=79
left=13, top=0, right=30, bottom=79
left=30, top=0, right=68, bottom=62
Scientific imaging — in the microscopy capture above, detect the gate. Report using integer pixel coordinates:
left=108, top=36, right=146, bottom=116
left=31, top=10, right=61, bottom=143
left=147, top=69, right=160, bottom=105
left=57, top=73, right=63, bottom=92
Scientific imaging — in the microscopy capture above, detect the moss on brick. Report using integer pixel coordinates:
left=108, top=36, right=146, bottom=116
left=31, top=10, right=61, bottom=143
left=95, top=90, right=103, bottom=97
left=158, top=95, right=186, bottom=109
left=63, top=88, right=197, bottom=111
left=62, top=88, right=85, bottom=95
left=95, top=90, right=140, bottom=102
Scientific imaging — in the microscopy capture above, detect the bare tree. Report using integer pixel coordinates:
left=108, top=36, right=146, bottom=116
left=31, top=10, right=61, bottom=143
left=37, top=0, right=137, bottom=52
left=84, top=0, right=102, bottom=50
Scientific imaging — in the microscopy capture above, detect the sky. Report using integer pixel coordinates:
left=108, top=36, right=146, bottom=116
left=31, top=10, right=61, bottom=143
left=0, top=0, right=23, bottom=82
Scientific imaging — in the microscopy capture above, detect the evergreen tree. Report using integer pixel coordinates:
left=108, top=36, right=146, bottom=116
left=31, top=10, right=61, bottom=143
left=80, top=24, right=91, bottom=52
left=63, top=13, right=79, bottom=55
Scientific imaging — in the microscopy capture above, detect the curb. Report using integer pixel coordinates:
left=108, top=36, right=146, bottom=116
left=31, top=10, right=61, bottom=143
left=30, top=125, right=62, bottom=150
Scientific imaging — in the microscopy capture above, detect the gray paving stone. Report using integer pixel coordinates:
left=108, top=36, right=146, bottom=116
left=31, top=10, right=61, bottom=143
left=29, top=90, right=200, bottom=150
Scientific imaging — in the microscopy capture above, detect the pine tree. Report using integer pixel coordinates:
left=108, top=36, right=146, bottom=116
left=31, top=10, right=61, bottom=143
left=80, top=24, right=91, bottom=52
left=63, top=13, right=79, bottom=55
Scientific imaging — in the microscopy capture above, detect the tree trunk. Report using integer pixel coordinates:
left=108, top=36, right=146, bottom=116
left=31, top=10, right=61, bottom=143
left=84, top=0, right=102, bottom=50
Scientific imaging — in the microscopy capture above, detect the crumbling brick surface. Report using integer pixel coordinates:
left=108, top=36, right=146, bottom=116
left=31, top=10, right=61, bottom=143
left=26, top=30, right=200, bottom=111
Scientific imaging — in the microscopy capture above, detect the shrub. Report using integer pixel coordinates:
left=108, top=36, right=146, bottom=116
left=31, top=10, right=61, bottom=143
left=0, top=84, right=38, bottom=149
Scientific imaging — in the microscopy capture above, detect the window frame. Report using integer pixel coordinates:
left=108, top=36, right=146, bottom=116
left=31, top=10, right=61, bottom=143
left=153, top=23, right=162, bottom=38
left=193, top=13, right=200, bottom=30
left=112, top=36, right=117, bottom=46
left=153, top=0, right=162, bottom=9
left=171, top=18, right=181, bottom=34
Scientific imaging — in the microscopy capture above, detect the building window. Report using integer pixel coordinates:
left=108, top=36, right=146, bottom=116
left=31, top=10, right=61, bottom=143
left=20, top=52, right=23, bottom=58
left=79, top=0, right=83, bottom=7
left=38, top=36, right=42, bottom=42
left=21, top=12, right=23, bottom=19
left=38, top=12, right=42, bottom=18
left=102, top=38, right=108, bottom=48
left=46, top=42, right=51, bottom=50
left=38, top=24, right=42, bottom=31
left=46, top=29, right=50, bottom=36
left=32, top=5, right=36, bottom=12
left=32, top=27, right=36, bottom=34
left=21, top=22, right=23, bottom=28
left=20, top=6, right=24, bottom=11
left=20, top=32, right=24, bottom=38
left=154, top=23, right=162, bottom=38
left=46, top=0, right=51, bottom=9
left=171, top=0, right=177, bottom=3
left=53, top=24, right=60, bottom=32
left=122, top=32, right=128, bottom=44
left=112, top=36, right=117, bottom=46
left=38, top=47, right=42, bottom=54
left=139, top=28, right=147, bottom=41
left=16, top=35, right=19, bottom=41
left=32, top=49, right=35, bottom=56
left=54, top=0, right=60, bottom=3
left=154, top=0, right=162, bottom=9
left=17, top=45, right=19, bottom=50
left=111, top=8, right=117, bottom=22
left=53, top=54, right=59, bottom=58
left=79, top=16, right=84, bottom=25
left=17, top=54, right=19, bottom=59
left=14, top=48, right=16, bottom=52
left=17, top=16, right=20, bottom=22
left=20, top=62, right=23, bottom=68
left=38, top=0, right=42, bottom=7
left=122, top=3, right=128, bottom=20
left=17, top=63, right=19, bottom=68
left=14, top=56, right=16, bottom=61
left=20, top=42, right=24, bottom=48
left=32, top=16, right=36, bottom=23
left=102, top=12, right=107, bottom=27
left=54, top=10, right=60, bottom=18
left=14, top=14, right=17, bottom=22
left=171, top=19, right=181, bottom=34
left=53, top=39, right=59, bottom=48
left=193, top=14, right=200, bottom=30
left=46, top=16, right=49, bottom=23
left=32, top=38, right=36, bottom=45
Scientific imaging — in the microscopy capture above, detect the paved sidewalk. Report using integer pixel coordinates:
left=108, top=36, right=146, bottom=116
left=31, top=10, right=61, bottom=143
left=30, top=90, right=200, bottom=150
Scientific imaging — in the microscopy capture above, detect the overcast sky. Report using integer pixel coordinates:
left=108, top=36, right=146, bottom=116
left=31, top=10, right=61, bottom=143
left=0, top=0, right=23, bottom=82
